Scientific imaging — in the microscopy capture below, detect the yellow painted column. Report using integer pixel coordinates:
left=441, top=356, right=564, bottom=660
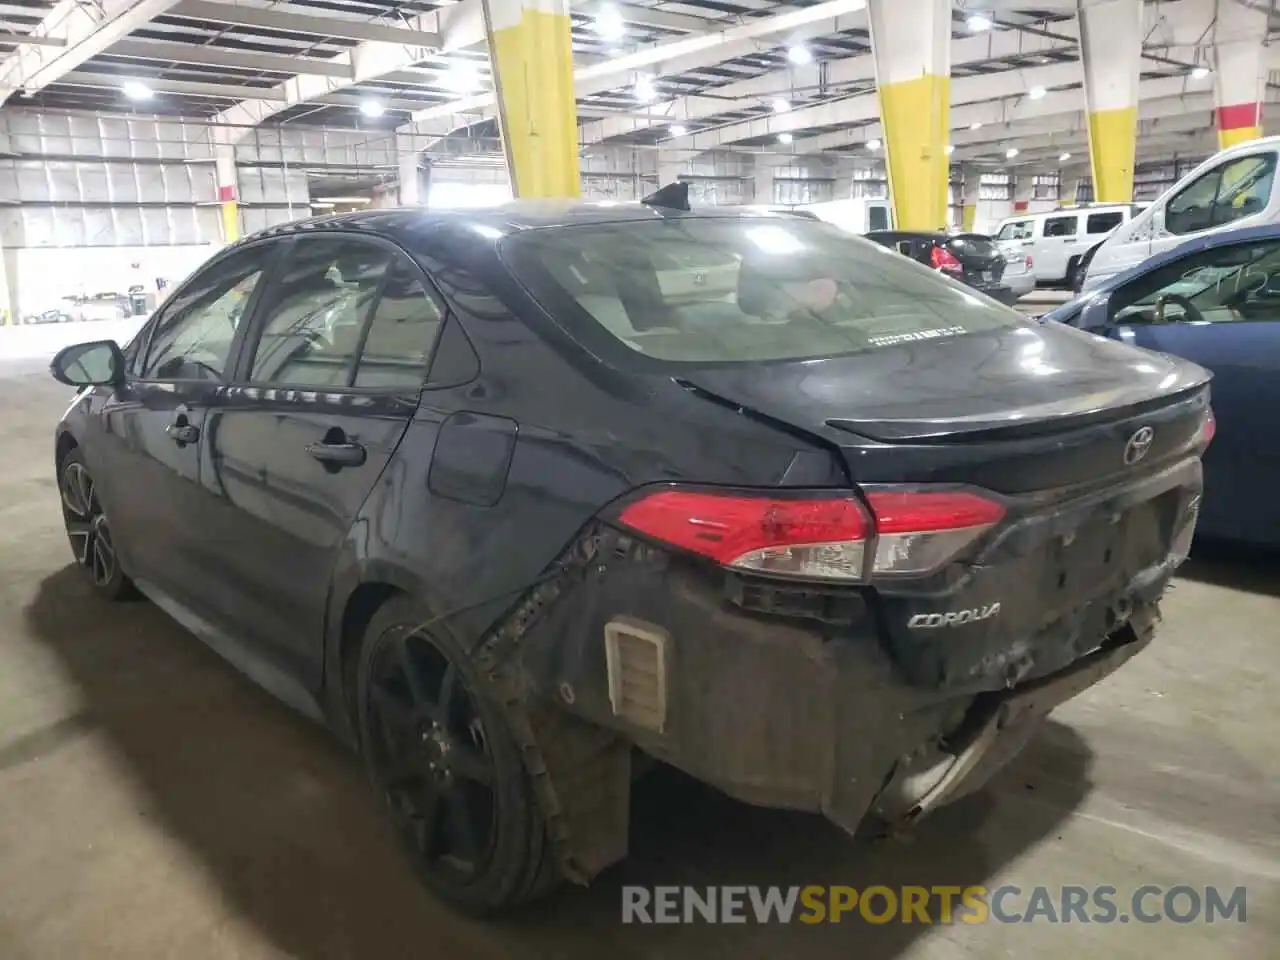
left=1210, top=0, right=1267, bottom=150
left=868, top=0, right=951, bottom=231
left=482, top=0, right=580, bottom=198
left=1077, top=0, right=1142, bottom=204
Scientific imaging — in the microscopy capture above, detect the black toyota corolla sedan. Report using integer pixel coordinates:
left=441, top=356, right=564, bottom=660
left=50, top=196, right=1212, bottom=913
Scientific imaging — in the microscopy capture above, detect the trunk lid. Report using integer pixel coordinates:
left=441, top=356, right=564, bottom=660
left=946, top=235, right=1004, bottom=283
left=679, top=320, right=1211, bottom=493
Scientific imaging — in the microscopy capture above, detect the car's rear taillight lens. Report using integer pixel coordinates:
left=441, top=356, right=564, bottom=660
left=1201, top=407, right=1216, bottom=446
left=617, top=488, right=1005, bottom=582
left=930, top=244, right=964, bottom=274
left=1025, top=255, right=1034, bottom=268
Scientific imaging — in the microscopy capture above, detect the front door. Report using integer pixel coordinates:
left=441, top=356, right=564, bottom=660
left=198, top=235, right=446, bottom=683
left=1107, top=236, right=1280, bottom=544
left=1038, top=213, right=1081, bottom=283
left=92, top=244, right=270, bottom=608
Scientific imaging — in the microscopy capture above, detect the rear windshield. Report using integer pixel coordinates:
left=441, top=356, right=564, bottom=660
left=501, top=217, right=1020, bottom=365
left=946, top=234, right=999, bottom=258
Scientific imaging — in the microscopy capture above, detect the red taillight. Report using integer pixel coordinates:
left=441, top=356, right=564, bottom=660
left=1025, top=255, right=1034, bottom=268
left=1202, top=407, right=1216, bottom=446
left=617, top=488, right=1004, bottom=582
left=930, top=244, right=964, bottom=274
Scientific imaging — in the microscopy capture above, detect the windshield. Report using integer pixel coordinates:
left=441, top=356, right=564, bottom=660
left=502, top=217, right=1021, bottom=365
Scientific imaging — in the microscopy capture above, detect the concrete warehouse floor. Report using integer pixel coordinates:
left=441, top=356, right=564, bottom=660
left=0, top=353, right=1276, bottom=959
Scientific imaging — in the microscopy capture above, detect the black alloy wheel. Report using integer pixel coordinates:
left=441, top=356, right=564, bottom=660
left=356, top=597, right=558, bottom=912
left=60, top=450, right=134, bottom=600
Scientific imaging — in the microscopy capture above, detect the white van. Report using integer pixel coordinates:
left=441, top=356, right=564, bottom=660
left=1082, top=136, right=1280, bottom=291
left=796, top=198, right=895, bottom=234
left=993, top=204, right=1142, bottom=287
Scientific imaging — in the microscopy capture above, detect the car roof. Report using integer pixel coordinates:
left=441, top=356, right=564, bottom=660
left=1000, top=204, right=1134, bottom=223
left=250, top=200, right=790, bottom=242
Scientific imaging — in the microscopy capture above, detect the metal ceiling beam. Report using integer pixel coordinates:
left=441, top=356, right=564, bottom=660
left=59, top=67, right=282, bottom=99
left=168, top=0, right=442, bottom=47
left=0, top=0, right=184, bottom=104
left=0, top=32, right=66, bottom=47
left=108, top=37, right=352, bottom=77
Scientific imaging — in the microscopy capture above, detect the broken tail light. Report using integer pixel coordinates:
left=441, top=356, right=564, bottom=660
left=1201, top=407, right=1216, bottom=447
left=617, top=488, right=1005, bottom=582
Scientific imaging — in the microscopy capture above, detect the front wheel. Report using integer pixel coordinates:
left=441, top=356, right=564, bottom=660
left=356, top=596, right=560, bottom=913
left=59, top=448, right=137, bottom=600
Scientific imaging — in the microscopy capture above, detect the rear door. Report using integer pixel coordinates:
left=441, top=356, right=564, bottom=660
left=1106, top=235, right=1280, bottom=544
left=995, top=218, right=1034, bottom=268
left=198, top=233, right=444, bottom=681
left=1038, top=213, right=1082, bottom=282
left=91, top=244, right=271, bottom=608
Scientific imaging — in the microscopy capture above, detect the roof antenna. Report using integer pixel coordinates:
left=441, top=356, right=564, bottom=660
left=641, top=180, right=691, bottom=212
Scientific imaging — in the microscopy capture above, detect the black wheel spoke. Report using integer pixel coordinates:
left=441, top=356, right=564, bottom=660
left=415, top=783, right=444, bottom=856
left=369, top=679, right=416, bottom=732
left=384, top=755, right=423, bottom=790
left=397, top=638, right=432, bottom=708
left=65, top=519, right=92, bottom=538
left=433, top=661, right=458, bottom=726
left=448, top=743, right=493, bottom=785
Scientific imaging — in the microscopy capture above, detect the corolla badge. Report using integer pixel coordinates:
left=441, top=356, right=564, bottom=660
left=1124, top=426, right=1155, bottom=465
left=908, top=602, right=1001, bottom=629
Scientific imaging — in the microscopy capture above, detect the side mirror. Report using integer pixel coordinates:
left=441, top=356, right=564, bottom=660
left=50, top=339, right=126, bottom=387
left=1077, top=292, right=1113, bottom=331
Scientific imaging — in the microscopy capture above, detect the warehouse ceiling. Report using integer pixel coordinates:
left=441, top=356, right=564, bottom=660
left=0, top=0, right=1262, bottom=167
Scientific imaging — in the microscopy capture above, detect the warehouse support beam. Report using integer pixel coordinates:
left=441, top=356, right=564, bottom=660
left=1077, top=0, right=1142, bottom=203
left=215, top=144, right=238, bottom=244
left=865, top=0, right=950, bottom=229
left=1211, top=0, right=1269, bottom=149
left=0, top=0, right=181, bottom=104
left=960, top=171, right=980, bottom=232
left=482, top=0, right=579, bottom=197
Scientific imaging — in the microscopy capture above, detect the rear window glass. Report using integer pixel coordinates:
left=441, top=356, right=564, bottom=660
left=501, top=217, right=1020, bottom=365
left=947, top=234, right=999, bottom=258
left=1086, top=211, right=1124, bottom=233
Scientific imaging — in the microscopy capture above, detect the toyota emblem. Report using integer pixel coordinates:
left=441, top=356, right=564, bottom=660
left=1124, top=426, right=1155, bottom=465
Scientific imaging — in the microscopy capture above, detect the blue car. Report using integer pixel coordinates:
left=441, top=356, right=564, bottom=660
left=1044, top=224, right=1280, bottom=547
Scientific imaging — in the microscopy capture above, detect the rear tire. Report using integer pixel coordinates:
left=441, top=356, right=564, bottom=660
left=1065, top=256, right=1081, bottom=291
left=355, top=596, right=560, bottom=913
left=59, top=448, right=138, bottom=601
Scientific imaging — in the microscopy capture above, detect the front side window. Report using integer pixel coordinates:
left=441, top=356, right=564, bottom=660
left=1165, top=154, right=1277, bottom=236
left=1043, top=215, right=1079, bottom=238
left=248, top=237, right=393, bottom=387
left=996, top=220, right=1031, bottom=241
left=141, top=248, right=266, bottom=381
left=1110, top=239, right=1280, bottom=325
left=867, top=205, right=890, bottom=232
left=502, top=217, right=1022, bottom=366
left=1086, top=211, right=1124, bottom=234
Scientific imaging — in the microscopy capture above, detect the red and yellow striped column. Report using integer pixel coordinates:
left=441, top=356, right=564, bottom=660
left=215, top=145, right=239, bottom=243
left=1211, top=0, right=1268, bottom=150
left=868, top=0, right=951, bottom=231
left=1077, top=0, right=1142, bottom=204
left=481, top=0, right=580, bottom=198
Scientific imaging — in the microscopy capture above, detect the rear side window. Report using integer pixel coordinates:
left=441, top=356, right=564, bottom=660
left=867, top=205, right=890, bottom=232
left=1043, top=215, right=1078, bottom=237
left=502, top=217, right=1021, bottom=366
left=1086, top=211, right=1124, bottom=234
left=1166, top=153, right=1277, bottom=235
left=947, top=235, right=999, bottom=258
left=353, top=260, right=443, bottom=389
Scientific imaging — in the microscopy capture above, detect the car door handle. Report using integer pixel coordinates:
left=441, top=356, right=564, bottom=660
left=165, top=422, right=199, bottom=445
left=306, top=440, right=366, bottom=467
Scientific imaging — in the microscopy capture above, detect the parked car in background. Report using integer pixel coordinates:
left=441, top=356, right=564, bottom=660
left=49, top=201, right=1210, bottom=912
left=1045, top=222, right=1280, bottom=547
left=995, top=203, right=1143, bottom=288
left=797, top=197, right=894, bottom=234
left=867, top=230, right=1017, bottom=302
left=1084, top=137, right=1280, bottom=291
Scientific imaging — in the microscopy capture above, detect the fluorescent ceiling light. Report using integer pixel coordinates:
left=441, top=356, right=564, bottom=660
left=442, top=59, right=481, bottom=93
left=122, top=80, right=152, bottom=101
left=866, top=138, right=881, bottom=150
left=1005, top=147, right=1019, bottom=159
left=967, top=14, right=992, bottom=32
left=634, top=75, right=657, bottom=101
left=309, top=201, right=336, bottom=209
left=312, top=196, right=373, bottom=204
left=360, top=99, right=384, bottom=118
left=946, top=144, right=955, bottom=155
left=778, top=132, right=794, bottom=144
left=1028, top=86, right=1046, bottom=100
left=787, top=45, right=812, bottom=65
left=772, top=97, right=791, bottom=113
left=669, top=123, right=687, bottom=136
left=969, top=121, right=982, bottom=131
left=1059, top=152, right=1072, bottom=162
left=594, top=5, right=626, bottom=41
left=1191, top=65, right=1211, bottom=80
